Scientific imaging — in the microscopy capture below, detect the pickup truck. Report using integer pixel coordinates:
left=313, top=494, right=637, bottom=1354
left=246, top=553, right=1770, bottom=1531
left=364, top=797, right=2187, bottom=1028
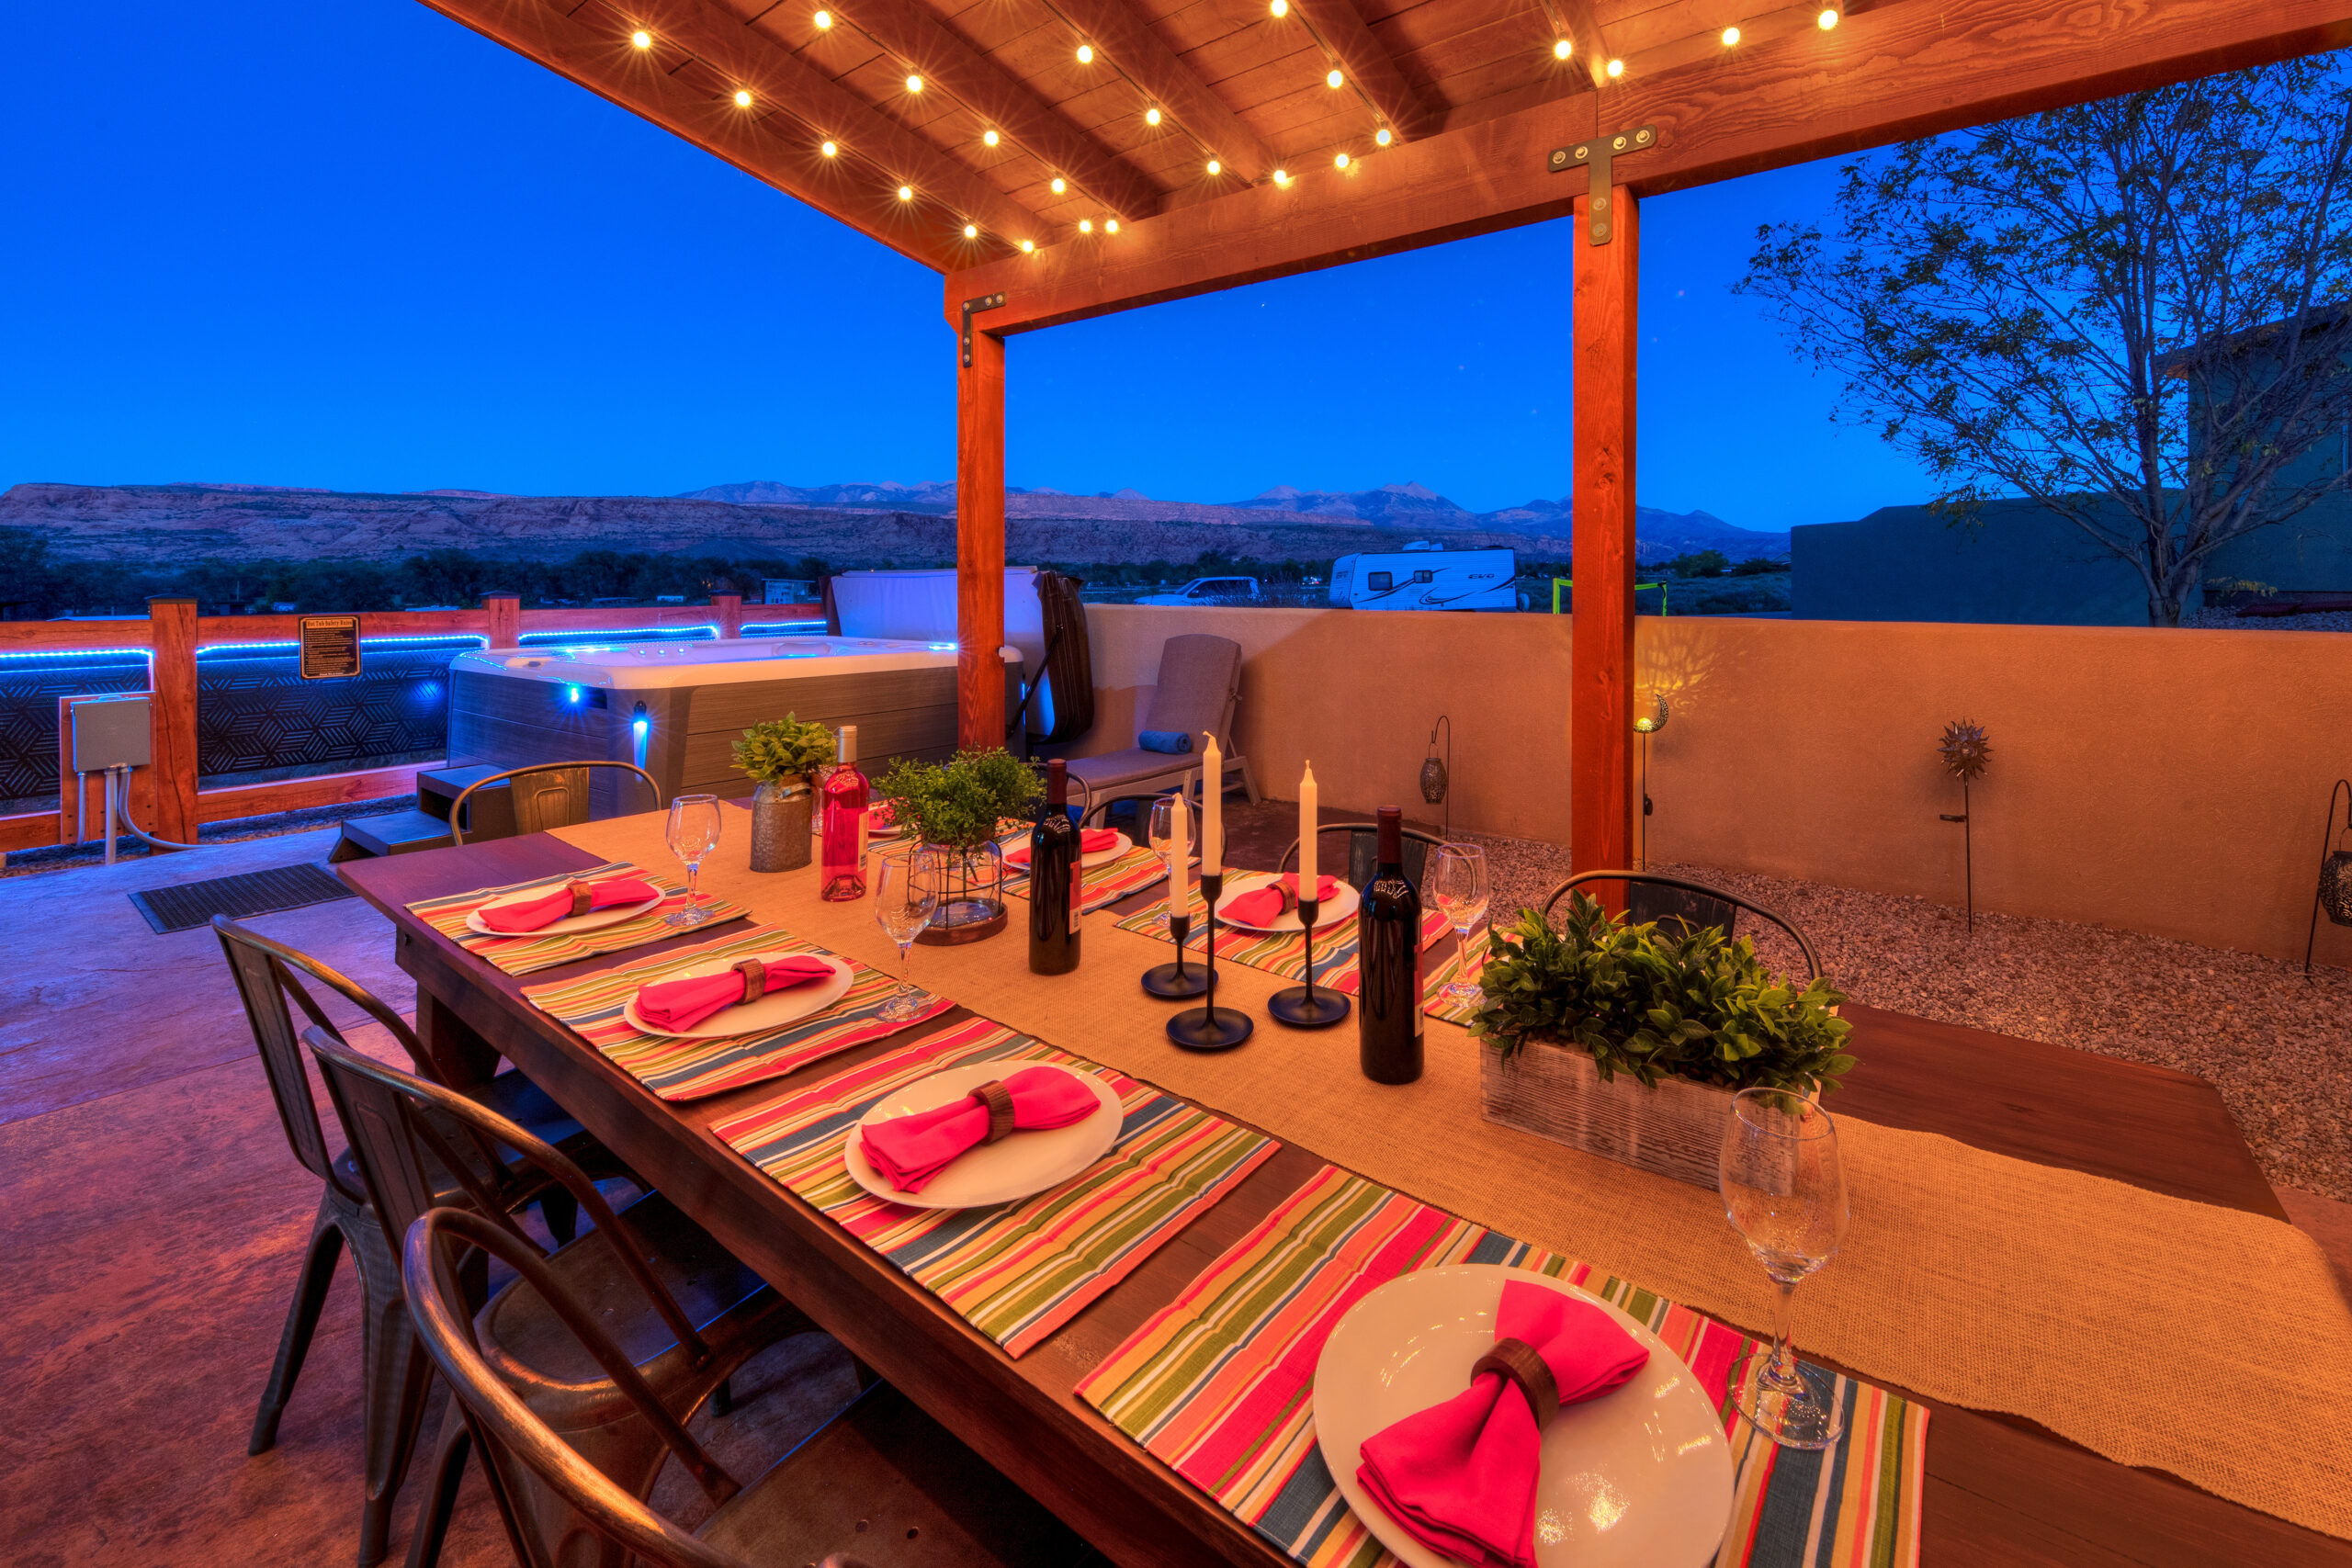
left=1136, top=576, right=1263, bottom=606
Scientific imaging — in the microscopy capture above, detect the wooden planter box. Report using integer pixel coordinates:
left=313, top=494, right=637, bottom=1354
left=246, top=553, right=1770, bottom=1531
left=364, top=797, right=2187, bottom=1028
left=1478, top=1039, right=1735, bottom=1188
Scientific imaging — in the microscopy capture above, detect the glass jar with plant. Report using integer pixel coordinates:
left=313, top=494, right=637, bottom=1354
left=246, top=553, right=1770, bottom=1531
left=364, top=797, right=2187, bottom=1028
left=872, top=748, right=1044, bottom=942
left=732, top=714, right=837, bottom=873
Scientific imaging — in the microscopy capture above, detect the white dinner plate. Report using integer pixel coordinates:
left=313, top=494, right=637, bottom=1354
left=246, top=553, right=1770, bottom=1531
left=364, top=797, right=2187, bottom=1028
left=1313, top=1264, right=1734, bottom=1568
left=466, top=885, right=664, bottom=937
left=621, top=953, right=855, bottom=1040
left=842, top=1062, right=1124, bottom=1210
left=1213, top=871, right=1363, bottom=932
left=1009, top=829, right=1132, bottom=871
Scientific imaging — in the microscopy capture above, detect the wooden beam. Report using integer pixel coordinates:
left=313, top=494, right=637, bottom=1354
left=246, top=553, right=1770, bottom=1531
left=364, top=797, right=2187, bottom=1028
left=950, top=0, right=2352, bottom=328
left=813, top=0, right=1165, bottom=219
left=417, top=0, right=1038, bottom=265
left=1570, top=186, right=1635, bottom=894
left=1293, top=0, right=1441, bottom=139
left=1045, top=0, right=1279, bottom=185
left=712, top=590, right=744, bottom=638
left=146, top=596, right=199, bottom=847
left=957, top=327, right=1008, bottom=748
left=1547, top=0, right=1615, bottom=90
left=198, top=763, right=428, bottom=826
left=482, top=591, right=522, bottom=649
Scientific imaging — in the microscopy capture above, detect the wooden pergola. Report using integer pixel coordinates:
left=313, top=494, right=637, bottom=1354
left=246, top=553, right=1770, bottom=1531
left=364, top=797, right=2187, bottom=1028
left=424, top=0, right=2349, bottom=865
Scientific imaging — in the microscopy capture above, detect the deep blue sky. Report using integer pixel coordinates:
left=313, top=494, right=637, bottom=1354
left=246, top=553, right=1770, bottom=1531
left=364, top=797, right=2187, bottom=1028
left=1, top=0, right=1934, bottom=532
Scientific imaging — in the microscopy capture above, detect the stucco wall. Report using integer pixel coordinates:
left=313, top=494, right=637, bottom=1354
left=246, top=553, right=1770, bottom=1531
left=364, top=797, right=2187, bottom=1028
left=1050, top=604, right=2352, bottom=967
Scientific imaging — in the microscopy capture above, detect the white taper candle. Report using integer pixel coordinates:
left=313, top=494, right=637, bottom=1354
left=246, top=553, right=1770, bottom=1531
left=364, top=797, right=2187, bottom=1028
left=1168, top=790, right=1192, bottom=908
left=1199, top=735, right=1223, bottom=875
left=1297, top=762, right=1318, bottom=893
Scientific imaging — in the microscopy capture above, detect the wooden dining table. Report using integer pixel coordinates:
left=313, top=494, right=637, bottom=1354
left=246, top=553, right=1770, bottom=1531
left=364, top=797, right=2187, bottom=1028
left=340, top=826, right=2350, bottom=1568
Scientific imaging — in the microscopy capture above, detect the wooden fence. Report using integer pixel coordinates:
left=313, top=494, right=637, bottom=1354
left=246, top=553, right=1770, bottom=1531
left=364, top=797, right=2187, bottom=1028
left=0, top=592, right=756, bottom=856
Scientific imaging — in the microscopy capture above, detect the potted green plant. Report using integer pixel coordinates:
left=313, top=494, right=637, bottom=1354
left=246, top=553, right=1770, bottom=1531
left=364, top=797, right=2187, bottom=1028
left=873, top=748, right=1044, bottom=942
left=732, top=715, right=837, bottom=872
left=1469, top=893, right=1855, bottom=1186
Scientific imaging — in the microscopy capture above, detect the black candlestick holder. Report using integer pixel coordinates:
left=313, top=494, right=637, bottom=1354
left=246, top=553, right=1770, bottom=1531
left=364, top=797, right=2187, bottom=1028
left=1142, top=905, right=1210, bottom=998
left=1268, top=896, right=1350, bottom=1028
left=1167, top=871, right=1252, bottom=1050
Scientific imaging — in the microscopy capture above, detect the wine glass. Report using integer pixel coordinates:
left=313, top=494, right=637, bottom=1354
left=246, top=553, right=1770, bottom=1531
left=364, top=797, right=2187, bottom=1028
left=1717, top=1088, right=1850, bottom=1449
left=872, top=846, right=941, bottom=1021
left=1146, top=795, right=1194, bottom=934
left=1428, top=843, right=1490, bottom=1006
left=662, top=794, right=723, bottom=927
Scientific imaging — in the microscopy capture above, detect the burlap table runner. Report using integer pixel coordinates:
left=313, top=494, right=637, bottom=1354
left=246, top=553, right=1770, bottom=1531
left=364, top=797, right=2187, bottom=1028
left=560, top=807, right=2352, bottom=1539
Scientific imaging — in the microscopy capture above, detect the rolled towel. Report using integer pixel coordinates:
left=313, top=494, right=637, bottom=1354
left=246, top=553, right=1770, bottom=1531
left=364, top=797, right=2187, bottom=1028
left=478, top=876, right=660, bottom=933
left=634, top=953, right=838, bottom=1032
left=1138, top=729, right=1193, bottom=754
left=858, top=1066, right=1103, bottom=1191
left=1223, top=874, right=1340, bottom=927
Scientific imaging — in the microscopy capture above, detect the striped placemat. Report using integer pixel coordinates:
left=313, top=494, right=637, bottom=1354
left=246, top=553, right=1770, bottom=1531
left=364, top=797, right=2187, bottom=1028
left=1001, top=840, right=1172, bottom=914
left=713, top=1018, right=1279, bottom=1357
left=1079, top=1165, right=1927, bottom=1568
left=408, top=860, right=748, bottom=976
left=1115, top=886, right=1453, bottom=998
left=521, top=923, right=951, bottom=1100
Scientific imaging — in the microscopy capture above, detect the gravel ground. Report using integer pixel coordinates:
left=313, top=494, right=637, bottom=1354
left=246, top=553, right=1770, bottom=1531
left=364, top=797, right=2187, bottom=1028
left=1457, top=829, right=2352, bottom=1204
left=2186, top=608, right=2352, bottom=632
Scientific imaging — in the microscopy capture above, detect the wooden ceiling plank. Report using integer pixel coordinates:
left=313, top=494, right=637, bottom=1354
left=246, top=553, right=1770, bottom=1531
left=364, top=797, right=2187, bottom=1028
left=417, top=0, right=980, bottom=267
left=1046, top=0, right=1281, bottom=180
left=1551, top=0, right=1615, bottom=88
left=1289, top=0, right=1443, bottom=135
left=950, top=0, right=2352, bottom=326
left=802, top=0, right=1168, bottom=216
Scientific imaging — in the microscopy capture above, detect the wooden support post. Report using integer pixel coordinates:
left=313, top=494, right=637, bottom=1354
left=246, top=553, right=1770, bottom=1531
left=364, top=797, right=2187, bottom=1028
left=1570, top=186, right=1637, bottom=898
left=146, top=596, right=200, bottom=847
left=712, top=591, right=744, bottom=640
left=482, top=592, right=521, bottom=650
left=956, top=325, right=1007, bottom=749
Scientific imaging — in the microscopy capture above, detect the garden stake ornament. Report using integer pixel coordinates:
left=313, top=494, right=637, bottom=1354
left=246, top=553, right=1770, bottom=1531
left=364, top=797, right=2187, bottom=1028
left=1939, top=720, right=1992, bottom=933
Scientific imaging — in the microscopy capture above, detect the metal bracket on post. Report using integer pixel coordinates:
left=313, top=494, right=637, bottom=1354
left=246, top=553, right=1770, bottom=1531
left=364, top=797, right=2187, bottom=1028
left=1546, top=124, right=1657, bottom=245
left=960, top=292, right=1008, bottom=368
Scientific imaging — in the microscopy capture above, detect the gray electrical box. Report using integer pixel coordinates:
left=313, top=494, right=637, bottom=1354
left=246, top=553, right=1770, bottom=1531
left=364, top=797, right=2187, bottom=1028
left=71, top=694, right=153, bottom=773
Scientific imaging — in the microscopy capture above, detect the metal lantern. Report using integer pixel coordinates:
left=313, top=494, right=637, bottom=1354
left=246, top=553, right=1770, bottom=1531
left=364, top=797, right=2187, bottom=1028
left=2324, top=850, right=2352, bottom=927
left=1420, top=716, right=1452, bottom=838
left=2304, top=779, right=2352, bottom=977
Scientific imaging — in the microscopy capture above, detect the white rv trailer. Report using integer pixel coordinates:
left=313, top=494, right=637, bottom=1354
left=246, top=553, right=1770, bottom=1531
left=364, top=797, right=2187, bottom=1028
left=1327, top=544, right=1519, bottom=611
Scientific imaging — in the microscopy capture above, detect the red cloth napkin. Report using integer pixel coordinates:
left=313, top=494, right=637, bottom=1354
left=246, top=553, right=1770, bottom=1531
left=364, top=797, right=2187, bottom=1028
left=1004, top=829, right=1120, bottom=869
left=478, top=876, right=659, bottom=933
left=1355, top=1280, right=1652, bottom=1568
left=857, top=1065, right=1102, bottom=1192
left=633, top=954, right=838, bottom=1032
left=1223, top=874, right=1340, bottom=928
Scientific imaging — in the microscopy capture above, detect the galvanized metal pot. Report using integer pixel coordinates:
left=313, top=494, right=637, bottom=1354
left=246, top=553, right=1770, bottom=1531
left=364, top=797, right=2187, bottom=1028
left=749, top=778, right=814, bottom=873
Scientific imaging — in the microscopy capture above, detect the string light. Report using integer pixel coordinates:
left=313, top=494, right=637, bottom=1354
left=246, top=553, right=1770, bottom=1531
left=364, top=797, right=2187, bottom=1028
left=1721, top=24, right=1740, bottom=44
left=1076, top=43, right=1094, bottom=62
left=1050, top=176, right=1067, bottom=194
left=1272, top=167, right=1291, bottom=185
left=963, top=222, right=978, bottom=238
left=1145, top=107, right=1161, bottom=126
left=1270, top=0, right=1287, bottom=15
left=897, top=184, right=914, bottom=200
left=1817, top=6, right=1838, bottom=26
left=813, top=9, right=831, bottom=27
left=1206, top=158, right=1222, bottom=175
left=1020, top=239, right=1036, bottom=252
left=1374, top=127, right=1392, bottom=146
left=1552, top=39, right=1572, bottom=60
left=733, top=88, right=753, bottom=107
left=1334, top=151, right=1350, bottom=169
left=820, top=139, right=838, bottom=156
left=905, top=73, right=922, bottom=93
left=630, top=28, right=652, bottom=49
left=1326, top=68, right=1344, bottom=88
left=1105, top=218, right=1119, bottom=232
left=1605, top=57, right=1623, bottom=77
left=982, top=129, right=1000, bottom=147
left=1079, top=218, right=1093, bottom=232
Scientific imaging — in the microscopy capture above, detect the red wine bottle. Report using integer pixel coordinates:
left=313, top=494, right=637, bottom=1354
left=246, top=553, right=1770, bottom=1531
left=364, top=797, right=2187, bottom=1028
left=1357, top=806, right=1423, bottom=1083
left=1027, top=760, right=1081, bottom=975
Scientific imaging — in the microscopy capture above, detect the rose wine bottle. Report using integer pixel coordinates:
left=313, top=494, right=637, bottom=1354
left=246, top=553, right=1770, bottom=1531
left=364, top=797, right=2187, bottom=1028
left=1357, top=806, right=1423, bottom=1083
left=1027, top=759, right=1081, bottom=975
left=819, top=724, right=868, bottom=901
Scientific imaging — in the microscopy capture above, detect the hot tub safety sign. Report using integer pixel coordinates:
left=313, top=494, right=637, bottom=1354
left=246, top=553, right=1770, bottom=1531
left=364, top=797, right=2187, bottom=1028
left=299, top=615, right=362, bottom=680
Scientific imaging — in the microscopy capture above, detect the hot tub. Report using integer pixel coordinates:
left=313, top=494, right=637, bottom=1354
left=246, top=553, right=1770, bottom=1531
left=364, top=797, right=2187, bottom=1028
left=448, top=636, right=1017, bottom=808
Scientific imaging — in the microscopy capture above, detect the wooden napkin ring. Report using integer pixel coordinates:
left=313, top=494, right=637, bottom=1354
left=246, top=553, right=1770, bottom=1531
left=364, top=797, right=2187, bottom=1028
left=1473, top=1337, right=1559, bottom=1429
left=732, top=958, right=767, bottom=1004
left=967, top=1079, right=1017, bottom=1145
left=568, top=881, right=594, bottom=919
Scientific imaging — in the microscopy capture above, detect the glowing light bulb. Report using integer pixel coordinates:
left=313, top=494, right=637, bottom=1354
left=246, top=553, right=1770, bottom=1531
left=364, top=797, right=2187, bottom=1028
left=1374, top=127, right=1392, bottom=146
left=630, top=28, right=652, bottom=49
left=1272, top=168, right=1290, bottom=185
left=1020, top=238, right=1035, bottom=252
left=1206, top=158, right=1222, bottom=175
left=1270, top=0, right=1287, bottom=15
left=813, top=9, right=831, bottom=27
left=982, top=129, right=1000, bottom=147
left=1605, top=57, right=1623, bottom=77
left=1333, top=152, right=1350, bottom=169
left=820, top=139, right=838, bottom=156
left=1326, top=68, right=1343, bottom=88
left=1145, top=107, right=1161, bottom=126
left=963, top=223, right=978, bottom=238
left=1076, top=43, right=1094, bottom=62
left=897, top=184, right=914, bottom=200
left=733, top=88, right=753, bottom=107
left=1105, top=218, right=1119, bottom=232
left=905, top=73, right=922, bottom=93
left=1050, top=175, right=1067, bottom=194
left=1552, top=38, right=1572, bottom=60
left=1817, top=6, right=1838, bottom=26
left=1722, top=24, right=1740, bottom=44
left=1079, top=219, right=1093, bottom=232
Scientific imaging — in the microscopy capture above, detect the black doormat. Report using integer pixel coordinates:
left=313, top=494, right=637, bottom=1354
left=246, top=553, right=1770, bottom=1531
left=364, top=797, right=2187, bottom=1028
left=128, top=863, right=356, bottom=935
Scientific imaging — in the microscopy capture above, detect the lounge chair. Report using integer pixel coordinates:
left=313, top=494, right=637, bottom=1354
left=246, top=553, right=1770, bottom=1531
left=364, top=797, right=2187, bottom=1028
left=1064, top=634, right=1261, bottom=808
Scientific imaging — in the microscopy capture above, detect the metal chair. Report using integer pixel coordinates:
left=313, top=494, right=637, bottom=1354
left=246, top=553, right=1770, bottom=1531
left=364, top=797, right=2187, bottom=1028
left=401, top=1205, right=1088, bottom=1567
left=1276, top=822, right=1448, bottom=891
left=1540, top=871, right=1823, bottom=982
left=308, top=1030, right=807, bottom=1568
left=448, top=761, right=663, bottom=846
left=213, top=918, right=635, bottom=1566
